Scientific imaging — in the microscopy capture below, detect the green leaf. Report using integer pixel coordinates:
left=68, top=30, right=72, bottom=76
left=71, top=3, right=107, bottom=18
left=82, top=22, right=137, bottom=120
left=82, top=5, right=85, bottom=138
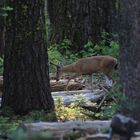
left=1, top=6, right=13, bottom=11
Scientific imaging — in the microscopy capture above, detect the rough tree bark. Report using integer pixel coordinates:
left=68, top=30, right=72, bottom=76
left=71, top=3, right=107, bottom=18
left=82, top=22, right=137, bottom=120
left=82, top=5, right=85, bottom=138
left=1, top=0, right=55, bottom=115
left=119, top=0, right=140, bottom=130
left=47, top=0, right=118, bottom=52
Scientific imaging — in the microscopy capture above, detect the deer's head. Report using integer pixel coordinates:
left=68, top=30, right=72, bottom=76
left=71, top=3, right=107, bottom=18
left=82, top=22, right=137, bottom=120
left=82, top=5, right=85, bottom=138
left=56, top=63, right=64, bottom=81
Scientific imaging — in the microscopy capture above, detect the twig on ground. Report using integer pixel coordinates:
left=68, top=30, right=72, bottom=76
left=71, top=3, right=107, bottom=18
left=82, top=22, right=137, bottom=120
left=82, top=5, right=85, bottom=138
left=97, top=84, right=117, bottom=103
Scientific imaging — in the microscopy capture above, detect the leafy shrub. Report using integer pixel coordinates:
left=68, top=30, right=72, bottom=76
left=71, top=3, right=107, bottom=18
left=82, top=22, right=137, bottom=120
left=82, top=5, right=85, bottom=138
left=77, top=32, right=119, bottom=58
left=79, top=40, right=96, bottom=57
left=48, top=44, right=62, bottom=64
left=48, top=32, right=119, bottom=76
left=55, top=38, right=79, bottom=64
left=48, top=38, right=79, bottom=71
left=55, top=97, right=88, bottom=121
left=48, top=32, right=119, bottom=65
left=94, top=40, right=119, bottom=58
left=21, top=110, right=56, bottom=123
left=92, top=32, right=119, bottom=58
left=48, top=43, right=62, bottom=73
left=99, top=84, right=134, bottom=119
left=0, top=116, right=18, bottom=136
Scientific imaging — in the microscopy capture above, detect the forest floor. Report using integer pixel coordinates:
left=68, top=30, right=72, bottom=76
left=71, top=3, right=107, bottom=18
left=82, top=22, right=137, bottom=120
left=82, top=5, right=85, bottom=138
left=0, top=75, right=139, bottom=140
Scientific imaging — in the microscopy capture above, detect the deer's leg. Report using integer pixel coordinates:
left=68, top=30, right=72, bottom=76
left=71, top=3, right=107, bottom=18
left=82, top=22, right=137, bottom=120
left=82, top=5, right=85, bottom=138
left=88, top=74, right=93, bottom=90
left=103, top=70, right=113, bottom=87
left=104, top=75, right=113, bottom=87
left=65, top=73, right=81, bottom=91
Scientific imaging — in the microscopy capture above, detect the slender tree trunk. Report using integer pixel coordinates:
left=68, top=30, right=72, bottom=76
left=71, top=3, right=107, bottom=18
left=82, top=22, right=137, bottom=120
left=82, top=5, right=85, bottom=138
left=1, top=0, right=55, bottom=115
left=0, top=16, right=5, bottom=57
left=47, top=0, right=118, bottom=52
left=119, top=0, right=140, bottom=130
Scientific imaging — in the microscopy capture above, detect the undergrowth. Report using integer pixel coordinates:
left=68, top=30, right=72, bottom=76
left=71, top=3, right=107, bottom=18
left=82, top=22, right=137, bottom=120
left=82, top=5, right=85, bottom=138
left=48, top=32, right=119, bottom=73
left=0, top=84, right=133, bottom=140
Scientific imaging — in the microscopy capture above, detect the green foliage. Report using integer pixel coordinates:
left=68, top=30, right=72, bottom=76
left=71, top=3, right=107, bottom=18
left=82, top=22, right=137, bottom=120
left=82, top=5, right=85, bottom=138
left=59, top=38, right=71, bottom=50
left=49, top=38, right=78, bottom=64
left=79, top=40, right=96, bottom=57
left=99, top=84, right=134, bottom=119
left=93, top=32, right=119, bottom=58
left=48, top=38, right=79, bottom=72
left=0, top=57, right=3, bottom=75
left=23, top=111, right=47, bottom=122
left=9, top=128, right=27, bottom=140
left=54, top=85, right=126, bottom=121
left=57, top=38, right=78, bottom=62
left=64, top=130, right=83, bottom=140
left=10, top=129, right=53, bottom=140
left=0, top=116, right=18, bottom=136
left=30, top=131, right=53, bottom=140
left=48, top=43, right=63, bottom=73
left=48, top=32, right=119, bottom=72
left=48, top=44, right=62, bottom=64
left=0, top=110, right=55, bottom=139
left=77, top=32, right=119, bottom=58
left=100, top=103, right=118, bottom=119
left=22, top=110, right=56, bottom=123
left=55, top=97, right=88, bottom=121
left=0, top=0, right=13, bottom=17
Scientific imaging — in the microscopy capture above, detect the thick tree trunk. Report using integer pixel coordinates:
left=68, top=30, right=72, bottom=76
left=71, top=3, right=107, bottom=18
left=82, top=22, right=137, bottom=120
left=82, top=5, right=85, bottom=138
left=119, top=0, right=140, bottom=130
left=47, top=0, right=118, bottom=52
left=1, top=0, right=55, bottom=115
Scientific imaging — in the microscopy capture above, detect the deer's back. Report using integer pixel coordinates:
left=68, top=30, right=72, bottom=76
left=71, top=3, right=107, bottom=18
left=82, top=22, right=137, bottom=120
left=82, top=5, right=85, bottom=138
left=74, top=56, right=117, bottom=75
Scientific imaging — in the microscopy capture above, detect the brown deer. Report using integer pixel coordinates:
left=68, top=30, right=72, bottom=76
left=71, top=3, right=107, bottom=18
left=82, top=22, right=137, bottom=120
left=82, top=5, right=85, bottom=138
left=56, top=55, right=118, bottom=90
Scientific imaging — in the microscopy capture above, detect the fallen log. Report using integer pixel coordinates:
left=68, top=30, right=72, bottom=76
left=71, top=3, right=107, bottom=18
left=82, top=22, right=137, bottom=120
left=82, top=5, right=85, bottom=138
left=51, top=89, right=103, bottom=96
left=0, top=89, right=105, bottom=107
left=14, top=121, right=114, bottom=140
left=52, top=89, right=105, bottom=106
left=0, top=77, right=106, bottom=106
left=50, top=80, right=85, bottom=92
left=0, top=78, right=85, bottom=96
left=4, top=121, right=140, bottom=140
left=19, top=120, right=111, bottom=137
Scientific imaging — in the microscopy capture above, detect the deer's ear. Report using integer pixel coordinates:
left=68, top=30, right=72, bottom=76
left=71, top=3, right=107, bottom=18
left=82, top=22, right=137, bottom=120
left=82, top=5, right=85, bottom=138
left=114, top=61, right=119, bottom=70
left=58, top=62, right=64, bottom=68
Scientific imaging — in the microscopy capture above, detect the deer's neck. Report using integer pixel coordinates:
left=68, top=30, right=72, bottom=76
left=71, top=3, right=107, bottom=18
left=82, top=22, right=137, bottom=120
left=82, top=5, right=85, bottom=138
left=61, top=63, right=75, bottom=73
